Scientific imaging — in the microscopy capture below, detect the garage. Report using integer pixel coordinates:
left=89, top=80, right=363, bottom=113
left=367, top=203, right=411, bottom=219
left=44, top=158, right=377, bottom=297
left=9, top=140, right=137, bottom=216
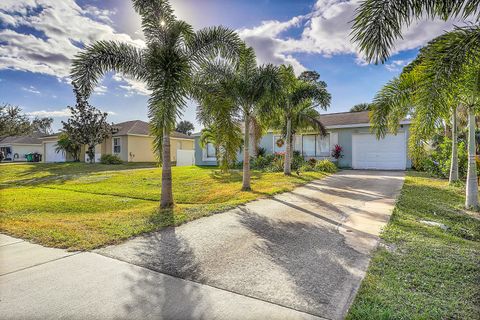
left=44, top=141, right=66, bottom=162
left=352, top=133, right=406, bottom=170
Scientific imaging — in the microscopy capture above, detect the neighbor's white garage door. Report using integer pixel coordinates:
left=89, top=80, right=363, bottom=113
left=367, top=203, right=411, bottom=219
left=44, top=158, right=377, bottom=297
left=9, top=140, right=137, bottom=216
left=352, top=133, right=406, bottom=170
left=45, top=142, right=66, bottom=162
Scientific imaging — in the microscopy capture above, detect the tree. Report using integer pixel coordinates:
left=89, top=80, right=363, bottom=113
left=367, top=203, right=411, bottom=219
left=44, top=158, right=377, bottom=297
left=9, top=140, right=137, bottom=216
left=272, top=66, right=331, bottom=175
left=31, top=117, right=53, bottom=134
left=370, top=27, right=480, bottom=208
left=175, top=120, right=194, bottom=135
left=70, top=0, right=241, bottom=208
left=350, top=103, right=372, bottom=112
left=199, top=124, right=242, bottom=172
left=62, top=84, right=111, bottom=163
left=0, top=104, right=31, bottom=138
left=192, top=44, right=279, bottom=190
left=351, top=0, right=480, bottom=64
left=0, top=104, right=53, bottom=138
left=55, top=132, right=81, bottom=162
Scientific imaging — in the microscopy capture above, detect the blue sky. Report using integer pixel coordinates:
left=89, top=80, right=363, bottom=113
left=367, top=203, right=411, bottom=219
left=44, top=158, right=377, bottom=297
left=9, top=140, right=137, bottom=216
left=0, top=0, right=466, bottom=131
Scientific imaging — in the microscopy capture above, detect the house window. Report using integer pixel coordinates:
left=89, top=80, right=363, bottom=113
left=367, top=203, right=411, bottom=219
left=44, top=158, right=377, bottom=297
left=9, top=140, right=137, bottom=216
left=316, top=134, right=330, bottom=154
left=113, top=138, right=121, bottom=154
left=302, top=134, right=330, bottom=157
left=302, top=135, right=316, bottom=157
left=206, top=143, right=216, bottom=158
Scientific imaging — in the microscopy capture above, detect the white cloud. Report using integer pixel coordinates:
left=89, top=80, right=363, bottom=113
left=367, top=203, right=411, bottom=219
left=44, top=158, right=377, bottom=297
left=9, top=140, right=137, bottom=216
left=0, top=0, right=145, bottom=95
left=93, top=85, right=108, bottom=95
left=25, top=107, right=116, bottom=117
left=238, top=0, right=469, bottom=72
left=22, top=86, right=41, bottom=94
left=26, top=108, right=71, bottom=117
left=385, top=59, right=411, bottom=72
left=112, top=74, right=150, bottom=97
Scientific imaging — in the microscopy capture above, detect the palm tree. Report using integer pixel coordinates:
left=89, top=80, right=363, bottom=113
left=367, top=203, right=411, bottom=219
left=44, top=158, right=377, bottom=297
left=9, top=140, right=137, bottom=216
left=192, top=45, right=279, bottom=190
left=272, top=66, right=331, bottom=175
left=350, top=103, right=372, bottom=112
left=197, top=104, right=243, bottom=173
left=70, top=0, right=241, bottom=208
left=351, top=0, right=480, bottom=64
left=371, top=27, right=480, bottom=207
left=55, top=133, right=81, bottom=162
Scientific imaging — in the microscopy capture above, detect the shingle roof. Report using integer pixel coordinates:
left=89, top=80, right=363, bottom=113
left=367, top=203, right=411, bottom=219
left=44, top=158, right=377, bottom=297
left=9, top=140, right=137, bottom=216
left=0, top=133, right=45, bottom=145
left=319, top=111, right=372, bottom=127
left=112, top=120, right=193, bottom=139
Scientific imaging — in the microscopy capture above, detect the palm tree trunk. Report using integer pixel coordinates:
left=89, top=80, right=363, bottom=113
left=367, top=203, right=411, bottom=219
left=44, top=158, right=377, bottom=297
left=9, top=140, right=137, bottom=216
left=465, top=107, right=478, bottom=208
left=249, top=117, right=257, bottom=158
left=160, top=128, right=174, bottom=208
left=449, top=106, right=459, bottom=184
left=284, top=117, right=292, bottom=175
left=242, top=113, right=251, bottom=191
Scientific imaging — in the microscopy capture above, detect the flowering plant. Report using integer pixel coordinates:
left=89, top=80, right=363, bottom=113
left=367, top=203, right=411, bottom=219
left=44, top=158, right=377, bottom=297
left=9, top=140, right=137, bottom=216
left=331, top=144, right=343, bottom=160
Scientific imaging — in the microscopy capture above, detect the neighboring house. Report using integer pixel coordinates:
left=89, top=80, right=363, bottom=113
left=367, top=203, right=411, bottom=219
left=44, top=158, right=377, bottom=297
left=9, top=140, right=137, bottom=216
left=0, top=134, right=45, bottom=162
left=194, top=111, right=412, bottom=170
left=41, top=120, right=194, bottom=163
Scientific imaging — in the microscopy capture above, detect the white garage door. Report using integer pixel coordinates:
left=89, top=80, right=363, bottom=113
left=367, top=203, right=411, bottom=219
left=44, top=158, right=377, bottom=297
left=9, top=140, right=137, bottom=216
left=352, top=133, right=406, bottom=170
left=45, top=142, right=66, bottom=162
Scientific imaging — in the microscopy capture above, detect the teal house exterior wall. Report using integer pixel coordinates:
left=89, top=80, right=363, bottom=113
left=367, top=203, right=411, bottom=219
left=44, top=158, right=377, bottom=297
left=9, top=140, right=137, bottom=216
left=193, top=124, right=412, bottom=169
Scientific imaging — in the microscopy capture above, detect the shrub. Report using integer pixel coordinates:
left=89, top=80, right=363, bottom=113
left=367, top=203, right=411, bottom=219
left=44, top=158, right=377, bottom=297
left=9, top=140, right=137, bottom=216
left=422, top=137, right=468, bottom=179
left=314, top=159, right=337, bottom=173
left=291, top=150, right=305, bottom=170
left=300, top=164, right=315, bottom=172
left=307, top=158, right=317, bottom=168
left=331, top=144, right=343, bottom=160
left=256, top=147, right=267, bottom=158
left=100, top=154, right=123, bottom=164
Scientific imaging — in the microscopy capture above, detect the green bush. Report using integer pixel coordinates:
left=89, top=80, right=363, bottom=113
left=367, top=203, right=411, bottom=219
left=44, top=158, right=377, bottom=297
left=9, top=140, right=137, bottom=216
left=300, top=164, right=315, bottom=172
left=291, top=151, right=305, bottom=170
left=307, top=158, right=317, bottom=168
left=100, top=154, right=123, bottom=164
left=314, top=159, right=337, bottom=173
left=422, top=137, right=468, bottom=178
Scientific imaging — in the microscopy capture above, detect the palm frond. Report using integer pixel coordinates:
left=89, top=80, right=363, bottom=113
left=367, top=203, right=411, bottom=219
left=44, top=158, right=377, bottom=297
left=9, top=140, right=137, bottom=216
left=187, top=26, right=242, bottom=69
left=132, top=0, right=176, bottom=43
left=351, top=0, right=480, bottom=63
left=71, top=41, right=146, bottom=97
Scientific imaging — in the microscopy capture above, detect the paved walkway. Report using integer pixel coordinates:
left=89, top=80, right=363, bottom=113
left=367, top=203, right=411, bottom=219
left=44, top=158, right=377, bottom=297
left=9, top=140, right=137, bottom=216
left=1, top=170, right=405, bottom=320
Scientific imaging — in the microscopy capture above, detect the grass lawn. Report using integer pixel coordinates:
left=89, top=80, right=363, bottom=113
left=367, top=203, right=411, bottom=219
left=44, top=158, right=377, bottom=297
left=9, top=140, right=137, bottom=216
left=0, top=162, right=327, bottom=250
left=347, top=172, right=480, bottom=320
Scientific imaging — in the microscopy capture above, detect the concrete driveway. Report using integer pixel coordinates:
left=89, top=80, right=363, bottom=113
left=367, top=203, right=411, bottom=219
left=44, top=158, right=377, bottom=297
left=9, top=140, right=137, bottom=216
left=97, top=170, right=405, bottom=319
left=1, top=170, right=404, bottom=320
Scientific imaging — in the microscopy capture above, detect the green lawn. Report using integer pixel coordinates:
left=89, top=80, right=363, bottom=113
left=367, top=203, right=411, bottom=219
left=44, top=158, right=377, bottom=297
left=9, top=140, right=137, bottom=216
left=0, top=162, right=327, bottom=250
left=347, top=172, right=480, bottom=320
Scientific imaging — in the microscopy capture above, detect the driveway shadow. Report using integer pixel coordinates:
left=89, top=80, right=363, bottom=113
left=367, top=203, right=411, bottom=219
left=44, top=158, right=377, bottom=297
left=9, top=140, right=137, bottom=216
left=236, top=207, right=369, bottom=318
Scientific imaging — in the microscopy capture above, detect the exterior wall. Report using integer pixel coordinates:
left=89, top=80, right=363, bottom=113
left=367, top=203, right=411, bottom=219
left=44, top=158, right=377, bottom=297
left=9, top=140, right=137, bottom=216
left=1, top=144, right=43, bottom=161
left=194, top=124, right=412, bottom=169
left=127, top=135, right=156, bottom=162
left=170, top=138, right=194, bottom=162
left=194, top=136, right=218, bottom=166
left=333, top=124, right=411, bottom=168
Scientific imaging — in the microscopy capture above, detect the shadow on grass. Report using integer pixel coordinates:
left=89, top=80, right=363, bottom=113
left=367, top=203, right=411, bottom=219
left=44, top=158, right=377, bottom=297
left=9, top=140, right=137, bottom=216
left=1, top=162, right=158, bottom=186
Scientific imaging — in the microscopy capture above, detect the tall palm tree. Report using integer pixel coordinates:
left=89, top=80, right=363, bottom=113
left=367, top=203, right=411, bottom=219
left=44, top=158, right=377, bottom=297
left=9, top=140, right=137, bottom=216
left=192, top=45, right=279, bottom=190
left=371, top=27, right=480, bottom=207
left=70, top=0, right=241, bottom=208
left=351, top=0, right=480, bottom=64
left=272, top=66, right=331, bottom=175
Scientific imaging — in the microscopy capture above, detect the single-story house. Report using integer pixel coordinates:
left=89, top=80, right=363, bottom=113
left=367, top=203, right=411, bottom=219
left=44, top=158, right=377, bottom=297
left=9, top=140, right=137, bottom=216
left=42, top=120, right=195, bottom=163
left=194, top=111, right=412, bottom=170
left=0, top=133, right=45, bottom=162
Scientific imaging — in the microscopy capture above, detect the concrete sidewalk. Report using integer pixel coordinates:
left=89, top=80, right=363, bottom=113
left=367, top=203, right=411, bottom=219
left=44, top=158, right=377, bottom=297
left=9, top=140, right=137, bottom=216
left=0, top=234, right=321, bottom=320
